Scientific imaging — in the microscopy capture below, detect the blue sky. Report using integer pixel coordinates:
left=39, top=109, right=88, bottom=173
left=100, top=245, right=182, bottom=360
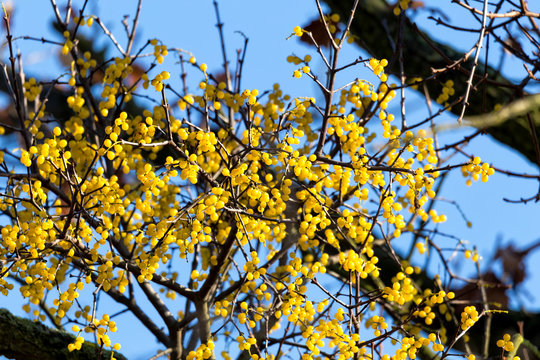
left=2, top=1, right=540, bottom=359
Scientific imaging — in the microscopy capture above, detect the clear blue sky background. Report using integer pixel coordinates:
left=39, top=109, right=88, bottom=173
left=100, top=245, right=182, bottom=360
left=2, top=1, right=539, bottom=359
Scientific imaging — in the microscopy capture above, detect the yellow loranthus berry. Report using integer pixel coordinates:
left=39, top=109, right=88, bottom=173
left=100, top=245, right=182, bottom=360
left=437, top=79, right=456, bottom=105
left=23, top=78, right=43, bottom=101
left=150, top=71, right=170, bottom=92
left=200, top=63, right=208, bottom=72
left=496, top=333, right=515, bottom=352
left=460, top=306, right=479, bottom=330
left=416, top=242, right=426, bottom=254
left=293, top=26, right=303, bottom=36
left=461, top=157, right=494, bottom=185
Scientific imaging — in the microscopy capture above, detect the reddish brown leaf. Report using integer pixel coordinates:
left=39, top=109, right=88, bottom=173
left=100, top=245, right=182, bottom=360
left=300, top=18, right=340, bottom=48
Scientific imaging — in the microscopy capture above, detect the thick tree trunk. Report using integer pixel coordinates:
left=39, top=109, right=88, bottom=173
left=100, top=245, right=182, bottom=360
left=169, top=328, right=183, bottom=360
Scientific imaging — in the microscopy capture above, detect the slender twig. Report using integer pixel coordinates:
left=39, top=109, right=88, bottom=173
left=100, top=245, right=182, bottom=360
left=452, top=0, right=540, bottom=19
left=2, top=5, right=30, bottom=150
left=338, top=0, right=360, bottom=49
left=458, top=0, right=490, bottom=123
left=95, top=17, right=127, bottom=56
left=314, top=0, right=337, bottom=50
left=126, top=0, right=143, bottom=55
left=213, top=0, right=232, bottom=91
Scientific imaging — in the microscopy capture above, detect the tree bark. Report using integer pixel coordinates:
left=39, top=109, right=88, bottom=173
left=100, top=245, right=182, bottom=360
left=0, top=308, right=126, bottom=360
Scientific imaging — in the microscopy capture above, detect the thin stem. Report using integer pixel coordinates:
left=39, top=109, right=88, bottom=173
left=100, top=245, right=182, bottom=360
left=126, top=0, right=143, bottom=55
left=458, top=0, right=489, bottom=123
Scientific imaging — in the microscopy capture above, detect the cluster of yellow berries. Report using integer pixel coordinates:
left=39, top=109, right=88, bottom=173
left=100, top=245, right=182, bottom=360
left=141, top=70, right=170, bottom=92
left=325, top=13, right=341, bottom=33
left=150, top=39, right=168, bottom=64
left=179, top=83, right=261, bottom=115
left=390, top=334, right=445, bottom=360
left=25, top=113, right=45, bottom=137
left=290, top=153, right=317, bottom=181
left=496, top=334, right=517, bottom=353
left=464, top=249, right=480, bottom=262
left=23, top=78, right=42, bottom=101
left=384, top=271, right=418, bottom=305
left=293, top=65, right=310, bottom=79
left=411, top=129, right=439, bottom=164
left=198, top=81, right=227, bottom=110
left=461, top=156, right=495, bottom=185
left=366, top=315, right=389, bottom=336
left=413, top=289, right=455, bottom=325
left=67, top=86, right=87, bottom=116
left=408, top=76, right=423, bottom=90
left=287, top=54, right=311, bottom=66
left=241, top=88, right=259, bottom=106
left=338, top=249, right=380, bottom=277
left=394, top=0, right=412, bottom=15
left=186, top=340, right=215, bottom=360
left=67, top=336, right=85, bottom=352
left=97, top=57, right=136, bottom=115
left=236, top=336, right=257, bottom=352
left=61, top=30, right=74, bottom=55
left=128, top=114, right=157, bottom=146
left=68, top=314, right=120, bottom=352
left=189, top=269, right=208, bottom=290
left=237, top=302, right=263, bottom=328
left=369, top=58, right=389, bottom=82
left=436, top=79, right=455, bottom=105
left=73, top=15, right=94, bottom=28
left=20, top=135, right=71, bottom=171
left=103, top=56, right=132, bottom=84
left=213, top=300, right=232, bottom=318
left=101, top=112, right=129, bottom=160
left=295, top=13, right=357, bottom=45
left=75, top=51, right=98, bottom=79
left=460, top=305, right=480, bottom=330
